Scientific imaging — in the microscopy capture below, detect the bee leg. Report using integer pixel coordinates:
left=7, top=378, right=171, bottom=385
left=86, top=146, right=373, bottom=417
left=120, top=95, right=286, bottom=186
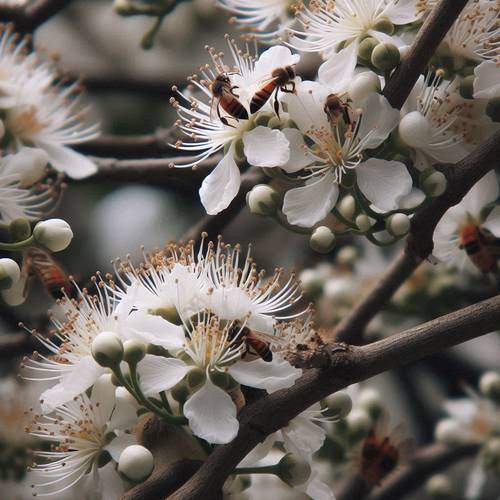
left=217, top=106, right=236, bottom=128
left=230, top=86, right=240, bottom=96
left=273, top=89, right=281, bottom=119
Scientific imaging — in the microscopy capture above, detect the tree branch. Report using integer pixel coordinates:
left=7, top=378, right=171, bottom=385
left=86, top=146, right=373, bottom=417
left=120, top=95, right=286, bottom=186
left=368, top=443, right=479, bottom=500
left=164, top=295, right=500, bottom=499
left=1, top=0, right=74, bottom=32
left=382, top=0, right=469, bottom=108
left=334, top=128, right=500, bottom=344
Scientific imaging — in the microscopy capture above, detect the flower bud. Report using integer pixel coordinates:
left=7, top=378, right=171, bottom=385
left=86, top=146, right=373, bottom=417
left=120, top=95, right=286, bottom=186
left=277, top=453, right=311, bottom=487
left=118, top=445, right=154, bottom=482
left=426, top=474, right=453, bottom=499
left=358, top=37, right=378, bottom=62
left=459, top=75, right=474, bottom=100
left=355, top=214, right=372, bottom=232
left=186, top=367, right=206, bottom=392
left=149, top=305, right=182, bottom=325
left=347, top=409, right=372, bottom=442
left=298, top=269, right=323, bottom=296
left=246, top=185, right=279, bottom=216
left=338, top=195, right=357, bottom=220
left=253, top=111, right=274, bottom=128
left=113, top=0, right=137, bottom=15
left=348, top=72, right=381, bottom=104
left=33, top=219, right=73, bottom=252
left=398, top=111, right=432, bottom=148
left=171, top=379, right=189, bottom=403
left=115, top=386, right=137, bottom=407
left=484, top=438, right=500, bottom=469
left=486, top=97, right=500, bottom=123
left=1, top=274, right=27, bottom=306
left=3, top=147, right=48, bottom=188
left=434, top=418, right=464, bottom=445
left=371, top=43, right=400, bottom=71
left=359, top=388, right=384, bottom=420
left=420, top=169, right=447, bottom=197
left=0, top=258, right=21, bottom=290
left=123, top=339, right=147, bottom=365
left=91, top=331, right=124, bottom=368
left=387, top=213, right=410, bottom=237
left=210, top=371, right=238, bottom=391
left=146, top=344, right=170, bottom=357
left=372, top=18, right=395, bottom=35
left=336, top=246, right=358, bottom=268
left=325, top=391, right=352, bottom=420
left=310, top=226, right=336, bottom=254
left=479, top=371, right=500, bottom=403
left=9, top=218, right=31, bottom=241
left=268, top=116, right=282, bottom=130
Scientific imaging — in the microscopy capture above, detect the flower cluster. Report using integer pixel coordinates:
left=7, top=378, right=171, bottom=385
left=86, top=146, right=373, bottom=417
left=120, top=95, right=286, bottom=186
left=22, top=237, right=329, bottom=495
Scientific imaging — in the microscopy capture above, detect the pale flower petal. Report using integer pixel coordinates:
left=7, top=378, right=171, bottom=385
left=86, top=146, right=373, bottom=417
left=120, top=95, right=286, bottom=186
left=137, top=355, right=191, bottom=395
left=105, top=433, right=136, bottom=462
left=318, top=41, right=358, bottom=94
left=199, top=152, right=241, bottom=215
left=384, top=0, right=422, bottom=24
left=183, top=378, right=239, bottom=444
left=473, top=61, right=500, bottom=99
left=460, top=170, right=498, bottom=217
left=253, top=46, right=300, bottom=82
left=243, top=126, right=290, bottom=167
left=282, top=415, right=326, bottom=458
left=279, top=128, right=313, bottom=173
left=483, top=206, right=500, bottom=237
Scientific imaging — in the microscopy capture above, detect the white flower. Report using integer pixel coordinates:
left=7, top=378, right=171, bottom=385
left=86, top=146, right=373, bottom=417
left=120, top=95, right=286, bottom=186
left=24, top=277, right=184, bottom=412
left=170, top=38, right=300, bottom=214
left=432, top=170, right=500, bottom=270
left=473, top=60, right=500, bottom=99
left=288, top=0, right=421, bottom=86
left=28, top=375, right=137, bottom=497
left=0, top=26, right=99, bottom=179
left=281, top=83, right=412, bottom=227
left=137, top=311, right=302, bottom=444
left=441, top=0, right=500, bottom=62
left=400, top=75, right=471, bottom=169
left=0, top=149, right=61, bottom=223
left=216, top=0, right=295, bottom=41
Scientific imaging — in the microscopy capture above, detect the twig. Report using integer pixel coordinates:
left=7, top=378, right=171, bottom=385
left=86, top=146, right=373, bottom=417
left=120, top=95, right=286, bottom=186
left=0, top=0, right=74, bottom=32
left=382, top=0, right=469, bottom=108
left=333, top=128, right=500, bottom=344
left=164, top=295, right=500, bottom=500
left=368, top=443, right=479, bottom=500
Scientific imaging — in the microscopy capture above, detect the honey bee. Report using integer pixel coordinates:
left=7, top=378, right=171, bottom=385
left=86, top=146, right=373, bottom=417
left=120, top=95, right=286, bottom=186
left=250, top=65, right=296, bottom=117
left=21, top=248, right=76, bottom=300
left=358, top=417, right=414, bottom=486
left=324, top=93, right=352, bottom=127
left=459, top=224, right=500, bottom=274
left=228, top=324, right=277, bottom=362
left=211, top=73, right=249, bottom=126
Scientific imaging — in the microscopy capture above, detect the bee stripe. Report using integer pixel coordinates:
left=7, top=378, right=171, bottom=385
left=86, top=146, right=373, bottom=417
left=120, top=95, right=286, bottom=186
left=464, top=241, right=481, bottom=254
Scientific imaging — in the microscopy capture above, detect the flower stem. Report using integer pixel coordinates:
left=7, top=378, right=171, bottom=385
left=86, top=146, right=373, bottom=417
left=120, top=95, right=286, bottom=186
left=0, top=235, right=35, bottom=251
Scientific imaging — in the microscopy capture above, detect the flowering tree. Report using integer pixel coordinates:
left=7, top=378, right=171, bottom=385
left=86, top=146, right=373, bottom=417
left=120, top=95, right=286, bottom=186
left=0, top=0, right=500, bottom=499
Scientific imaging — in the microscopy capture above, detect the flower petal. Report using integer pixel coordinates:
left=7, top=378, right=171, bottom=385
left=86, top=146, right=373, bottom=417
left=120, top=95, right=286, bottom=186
left=282, top=415, right=326, bottom=458
left=318, top=41, right=358, bottom=94
left=253, top=46, right=300, bottom=82
left=137, top=355, right=191, bottom=395
left=279, top=128, right=313, bottom=173
left=184, top=378, right=238, bottom=444
left=473, top=61, right=500, bottom=99
left=105, top=433, right=137, bottom=462
left=356, top=158, right=413, bottom=212
left=460, top=170, right=498, bottom=217
left=384, top=0, right=422, bottom=24
left=283, top=172, right=339, bottom=227
left=483, top=206, right=500, bottom=237
left=243, top=126, right=290, bottom=167
left=199, top=152, right=241, bottom=215
left=228, top=356, right=302, bottom=393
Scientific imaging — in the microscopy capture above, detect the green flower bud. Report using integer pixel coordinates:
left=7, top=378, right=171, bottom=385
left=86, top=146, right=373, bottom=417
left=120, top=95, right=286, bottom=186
left=355, top=214, right=372, bottom=233
left=0, top=258, right=21, bottom=290
left=435, top=41, right=452, bottom=59
left=347, top=409, right=372, bottom=442
left=387, top=213, right=411, bottom=237
left=210, top=371, right=239, bottom=391
left=461, top=64, right=476, bottom=77
left=459, top=75, right=475, bottom=99
left=371, top=43, right=400, bottom=71
left=123, top=339, right=147, bottom=365
left=233, top=138, right=246, bottom=166
left=113, top=0, right=136, bottom=15
left=358, top=37, right=378, bottom=62
left=336, top=246, right=358, bottom=268
left=253, top=112, right=274, bottom=127
left=186, top=367, right=206, bottom=392
left=246, top=184, right=280, bottom=216
left=310, top=226, right=336, bottom=254
left=479, top=371, right=500, bottom=403
left=434, top=418, right=464, bottom=446
left=325, top=391, right=353, bottom=420
left=358, top=388, right=384, bottom=420
left=91, top=331, right=124, bottom=368
left=118, top=445, right=154, bottom=482
left=9, top=218, right=31, bottom=241
left=421, top=169, right=447, bottom=197
left=486, top=97, right=500, bottom=123
left=146, top=344, right=170, bottom=356
left=281, top=118, right=298, bottom=129
left=171, top=379, right=189, bottom=403
left=426, top=474, right=453, bottom=499
left=148, top=305, right=182, bottom=325
left=373, top=18, right=395, bottom=35
left=338, top=195, right=356, bottom=220
left=277, top=454, right=311, bottom=487
left=267, top=116, right=282, bottom=130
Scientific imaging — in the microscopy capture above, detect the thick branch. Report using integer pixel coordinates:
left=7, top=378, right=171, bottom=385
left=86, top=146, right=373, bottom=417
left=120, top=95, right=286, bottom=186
left=165, top=295, right=500, bottom=499
left=334, top=128, right=500, bottom=344
left=1, top=0, right=73, bottom=32
left=368, top=443, right=479, bottom=500
left=382, top=0, right=469, bottom=108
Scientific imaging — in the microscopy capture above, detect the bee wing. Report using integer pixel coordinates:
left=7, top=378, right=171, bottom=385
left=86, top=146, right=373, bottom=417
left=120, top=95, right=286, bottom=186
left=249, top=330, right=287, bottom=346
left=209, top=95, right=220, bottom=122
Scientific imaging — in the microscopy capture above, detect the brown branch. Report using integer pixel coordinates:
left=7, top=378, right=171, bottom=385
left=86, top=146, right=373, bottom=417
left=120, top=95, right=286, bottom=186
left=0, top=0, right=74, bottom=32
left=382, top=0, right=469, bottom=109
left=165, top=295, right=500, bottom=499
left=368, top=443, right=479, bottom=500
left=334, top=128, right=500, bottom=344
